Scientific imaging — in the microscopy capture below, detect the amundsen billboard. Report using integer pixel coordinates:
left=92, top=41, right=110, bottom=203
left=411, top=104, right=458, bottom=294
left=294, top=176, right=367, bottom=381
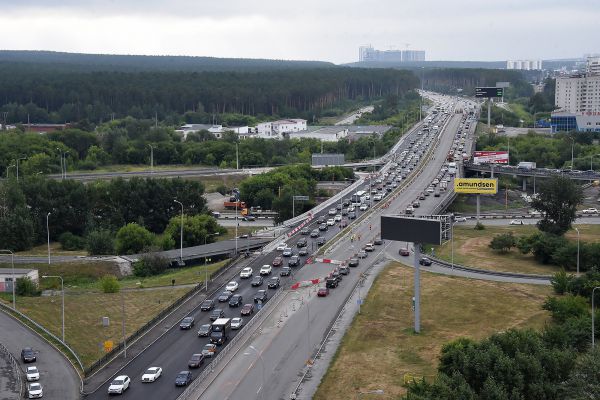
left=454, top=178, right=498, bottom=194
left=473, top=151, right=509, bottom=164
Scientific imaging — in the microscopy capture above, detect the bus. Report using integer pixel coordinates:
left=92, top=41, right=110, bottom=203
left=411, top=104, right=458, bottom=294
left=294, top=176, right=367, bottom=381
left=351, top=190, right=367, bottom=205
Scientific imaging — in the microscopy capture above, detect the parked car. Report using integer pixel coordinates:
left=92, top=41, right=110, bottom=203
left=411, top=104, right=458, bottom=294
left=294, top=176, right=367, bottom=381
left=188, top=353, right=204, bottom=369
left=200, top=299, right=215, bottom=311
left=260, top=264, right=272, bottom=275
left=174, top=371, right=192, bottom=387
left=231, top=317, right=244, bottom=330
left=254, top=290, right=268, bottom=303
left=241, top=303, right=254, bottom=315
left=108, top=375, right=130, bottom=394
left=317, top=287, right=330, bottom=297
left=197, top=324, right=212, bottom=337
left=179, top=316, right=195, bottom=330
left=141, top=367, right=162, bottom=383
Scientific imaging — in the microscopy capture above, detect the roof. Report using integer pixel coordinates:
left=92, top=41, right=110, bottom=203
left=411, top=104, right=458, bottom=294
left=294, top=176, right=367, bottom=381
left=0, top=268, right=37, bottom=275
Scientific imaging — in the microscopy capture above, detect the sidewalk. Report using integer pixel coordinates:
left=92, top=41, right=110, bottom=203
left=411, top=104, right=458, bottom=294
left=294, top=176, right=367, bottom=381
left=0, top=349, right=20, bottom=399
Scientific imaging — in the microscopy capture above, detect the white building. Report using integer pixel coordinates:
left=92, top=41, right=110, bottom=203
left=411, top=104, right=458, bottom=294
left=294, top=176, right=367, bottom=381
left=256, top=119, right=307, bottom=139
left=288, top=127, right=348, bottom=142
left=506, top=60, right=543, bottom=70
left=0, top=268, right=38, bottom=293
left=359, top=45, right=425, bottom=62
left=176, top=124, right=249, bottom=140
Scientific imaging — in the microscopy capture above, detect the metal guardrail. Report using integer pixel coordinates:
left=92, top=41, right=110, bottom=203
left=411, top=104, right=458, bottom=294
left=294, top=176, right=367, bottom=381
left=176, top=285, right=285, bottom=400
left=428, top=255, right=552, bottom=281
left=0, top=341, right=24, bottom=398
left=464, top=162, right=600, bottom=181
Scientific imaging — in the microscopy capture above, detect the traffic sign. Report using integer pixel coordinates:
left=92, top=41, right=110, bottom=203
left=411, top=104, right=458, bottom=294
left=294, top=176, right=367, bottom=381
left=293, top=196, right=309, bottom=201
left=475, top=87, right=503, bottom=98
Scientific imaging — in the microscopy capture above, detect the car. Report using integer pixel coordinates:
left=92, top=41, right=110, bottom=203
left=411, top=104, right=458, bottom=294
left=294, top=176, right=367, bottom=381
left=297, top=238, right=308, bottom=247
left=280, top=266, right=292, bottom=276
left=210, top=308, right=225, bottom=321
left=328, top=208, right=337, bottom=216
left=373, top=194, right=382, bottom=201
left=359, top=204, right=368, bottom=211
left=317, top=287, right=330, bottom=297
left=179, top=316, right=195, bottom=330
left=282, top=247, right=293, bottom=257
left=317, top=237, right=326, bottom=246
left=108, top=375, right=130, bottom=394
left=412, top=201, right=420, bottom=208
left=218, top=291, right=233, bottom=302
left=298, top=248, right=309, bottom=256
left=310, top=229, right=320, bottom=238
left=348, top=212, right=357, bottom=219
left=319, top=223, right=328, bottom=231
left=26, top=366, right=40, bottom=381
left=340, top=219, right=348, bottom=228
left=254, top=290, right=268, bottom=303
left=188, top=353, right=204, bottom=368
left=348, top=258, right=359, bottom=267
left=268, top=276, right=281, bottom=289
left=330, top=269, right=342, bottom=282
left=316, top=216, right=326, bottom=224
left=288, top=255, right=300, bottom=267
left=239, top=267, right=253, bottom=279
left=582, top=208, right=599, bottom=214
left=241, top=303, right=254, bottom=315
left=399, top=248, right=410, bottom=256
left=242, top=215, right=256, bottom=221
left=357, top=250, right=368, bottom=259
left=21, top=348, right=36, bottom=363
left=336, top=203, right=343, bottom=210
left=419, top=257, right=433, bottom=266
left=419, top=193, right=426, bottom=200
left=276, top=242, right=288, bottom=251
left=339, top=265, right=350, bottom=275
left=334, top=214, right=342, bottom=222
left=327, top=218, right=335, bottom=226
left=231, top=317, right=244, bottom=330
left=349, top=205, right=356, bottom=212
left=202, top=344, right=217, bottom=358
left=260, top=264, right=272, bottom=275
left=405, top=206, right=414, bottom=215
left=200, top=299, right=215, bottom=311
left=454, top=216, right=467, bottom=222
left=426, top=187, right=434, bottom=193
left=197, top=324, right=212, bottom=337
left=272, top=257, right=283, bottom=267
left=374, top=238, right=384, bottom=245
left=300, top=228, right=310, bottom=235
left=510, top=219, right=524, bottom=225
left=364, top=243, right=375, bottom=252
left=174, top=371, right=192, bottom=386
left=434, top=190, right=441, bottom=197
left=229, top=294, right=243, bottom=307
left=225, top=281, right=239, bottom=292
left=141, top=367, right=162, bottom=382
left=28, top=382, right=43, bottom=399
left=251, top=275, right=264, bottom=286
left=325, top=278, right=338, bottom=289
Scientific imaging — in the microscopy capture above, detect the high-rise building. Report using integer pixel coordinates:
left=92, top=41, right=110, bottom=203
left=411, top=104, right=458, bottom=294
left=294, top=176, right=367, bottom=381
left=402, top=50, right=426, bottom=62
left=358, top=45, right=425, bottom=62
left=506, top=60, right=543, bottom=70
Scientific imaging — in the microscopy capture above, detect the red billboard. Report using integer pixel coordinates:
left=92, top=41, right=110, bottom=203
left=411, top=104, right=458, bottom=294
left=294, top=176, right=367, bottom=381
left=473, top=151, right=509, bottom=164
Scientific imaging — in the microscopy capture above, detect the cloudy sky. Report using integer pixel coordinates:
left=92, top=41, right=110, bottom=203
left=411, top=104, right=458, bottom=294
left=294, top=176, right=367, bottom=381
left=0, top=0, right=597, bottom=64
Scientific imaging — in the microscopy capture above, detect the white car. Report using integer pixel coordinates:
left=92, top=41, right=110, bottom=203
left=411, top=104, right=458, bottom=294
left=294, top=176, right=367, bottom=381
left=328, top=208, right=337, bottom=216
left=327, top=218, right=335, bottom=226
left=231, top=317, right=244, bottom=330
left=260, top=265, right=272, bottom=276
left=26, top=366, right=39, bottom=381
left=510, top=219, right=524, bottom=225
left=359, top=204, right=368, bottom=211
left=454, top=217, right=467, bottom=222
left=239, top=267, right=253, bottom=279
left=373, top=194, right=382, bottom=201
left=276, top=242, right=288, bottom=251
left=582, top=208, right=599, bottom=214
left=349, top=205, right=356, bottom=212
left=108, top=375, right=130, bottom=394
left=141, top=367, right=162, bottom=383
left=28, top=382, right=43, bottom=399
left=225, top=281, right=239, bottom=292
left=334, top=214, right=342, bottom=222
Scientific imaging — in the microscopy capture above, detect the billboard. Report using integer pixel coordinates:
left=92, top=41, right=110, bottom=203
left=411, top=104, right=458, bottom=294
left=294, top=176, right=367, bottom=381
left=473, top=151, right=509, bottom=164
left=312, top=153, right=345, bottom=166
left=381, top=216, right=441, bottom=245
left=475, top=87, right=504, bottom=98
left=454, top=178, right=498, bottom=194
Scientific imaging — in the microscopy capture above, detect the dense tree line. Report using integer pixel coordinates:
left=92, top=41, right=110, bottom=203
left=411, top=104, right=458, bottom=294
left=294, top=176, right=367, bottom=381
left=0, top=64, right=418, bottom=124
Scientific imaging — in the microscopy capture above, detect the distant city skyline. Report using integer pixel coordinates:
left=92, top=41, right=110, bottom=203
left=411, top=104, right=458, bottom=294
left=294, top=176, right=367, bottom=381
left=0, top=0, right=597, bottom=64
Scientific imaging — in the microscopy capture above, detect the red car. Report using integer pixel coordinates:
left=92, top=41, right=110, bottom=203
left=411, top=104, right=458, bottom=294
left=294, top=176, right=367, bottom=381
left=317, top=287, right=330, bottom=297
left=399, top=248, right=410, bottom=256
left=240, top=303, right=254, bottom=316
left=272, top=257, right=283, bottom=267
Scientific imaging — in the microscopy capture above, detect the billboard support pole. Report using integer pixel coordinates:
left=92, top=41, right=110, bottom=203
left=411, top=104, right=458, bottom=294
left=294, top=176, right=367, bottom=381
left=414, top=243, right=421, bottom=334
left=487, top=99, right=491, bottom=129
left=490, top=164, right=494, bottom=179
left=476, top=195, right=480, bottom=222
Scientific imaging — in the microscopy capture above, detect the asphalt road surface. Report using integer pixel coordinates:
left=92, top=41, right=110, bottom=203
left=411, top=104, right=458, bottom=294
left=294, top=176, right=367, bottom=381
left=0, top=311, right=80, bottom=400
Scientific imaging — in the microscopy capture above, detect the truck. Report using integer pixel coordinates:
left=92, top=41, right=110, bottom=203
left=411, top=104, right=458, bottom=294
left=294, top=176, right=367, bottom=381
left=223, top=196, right=246, bottom=209
left=210, top=318, right=231, bottom=345
left=517, top=162, right=536, bottom=171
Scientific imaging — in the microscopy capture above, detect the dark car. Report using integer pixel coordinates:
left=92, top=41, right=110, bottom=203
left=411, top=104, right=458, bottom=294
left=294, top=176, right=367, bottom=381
left=340, top=219, right=348, bottom=228
left=272, top=257, right=283, bottom=267
left=419, top=193, right=426, bottom=200
left=341, top=208, right=349, bottom=216
left=348, top=258, right=359, bottom=268
left=339, top=266, right=350, bottom=275
left=419, top=257, right=433, bottom=266
left=348, top=212, right=357, bottom=219
left=175, top=371, right=192, bottom=386
left=298, top=248, right=309, bottom=256
left=310, top=229, right=320, bottom=238
left=241, top=303, right=254, bottom=315
left=268, top=276, right=280, bottom=289
left=282, top=248, right=293, bottom=257
left=242, top=215, right=256, bottom=221
left=412, top=201, right=420, bottom=208
left=218, top=291, right=233, bottom=302
left=326, top=278, right=338, bottom=289
left=336, top=203, right=343, bottom=210
left=316, top=237, right=326, bottom=246
left=357, top=250, right=368, bottom=259
left=251, top=276, right=264, bottom=287
left=200, top=299, right=215, bottom=311
left=254, top=290, right=268, bottom=303
left=300, top=227, right=310, bottom=235
left=197, top=324, right=212, bottom=337
left=331, top=270, right=342, bottom=282
left=288, top=255, right=300, bottom=267
left=316, top=216, right=326, bottom=224
left=210, top=309, right=224, bottom=321
left=319, top=223, right=328, bottom=231
left=297, top=238, right=308, bottom=248
left=399, top=248, right=410, bottom=256
left=280, top=266, right=292, bottom=276
left=374, top=238, right=384, bottom=245
left=179, top=316, right=195, bottom=330
left=21, top=348, right=36, bottom=363
left=317, top=287, right=330, bottom=297
left=188, top=353, right=204, bottom=368
left=229, top=294, right=243, bottom=307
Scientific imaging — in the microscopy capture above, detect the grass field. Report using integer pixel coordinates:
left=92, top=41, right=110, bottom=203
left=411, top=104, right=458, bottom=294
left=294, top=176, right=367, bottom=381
left=314, top=262, right=551, bottom=399
left=119, top=260, right=229, bottom=289
left=15, top=242, right=87, bottom=257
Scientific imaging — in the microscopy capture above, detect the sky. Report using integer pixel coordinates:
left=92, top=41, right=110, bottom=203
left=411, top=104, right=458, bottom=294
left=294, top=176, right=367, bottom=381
left=0, top=0, right=598, bottom=64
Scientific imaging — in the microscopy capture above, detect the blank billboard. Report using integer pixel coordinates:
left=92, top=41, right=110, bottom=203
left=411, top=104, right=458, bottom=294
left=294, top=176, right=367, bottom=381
left=380, top=216, right=441, bottom=245
left=312, top=153, right=345, bottom=166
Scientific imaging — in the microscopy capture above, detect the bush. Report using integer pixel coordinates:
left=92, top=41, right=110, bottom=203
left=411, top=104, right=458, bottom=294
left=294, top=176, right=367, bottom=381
left=133, top=251, right=170, bottom=277
left=58, top=232, right=86, bottom=251
left=488, top=232, right=516, bottom=253
left=474, top=222, right=485, bottom=230
left=551, top=269, right=574, bottom=295
left=115, top=223, right=154, bottom=255
left=86, top=229, right=115, bottom=255
left=99, top=275, right=120, bottom=293
left=543, top=295, right=589, bottom=323
left=214, top=184, right=228, bottom=196
left=16, top=277, right=39, bottom=296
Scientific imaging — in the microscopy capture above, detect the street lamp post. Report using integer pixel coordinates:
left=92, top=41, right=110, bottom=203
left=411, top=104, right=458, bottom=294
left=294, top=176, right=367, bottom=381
left=357, top=389, right=385, bottom=399
left=173, top=200, right=184, bottom=263
left=0, top=250, right=15, bottom=310
left=593, top=286, right=600, bottom=347
left=6, top=164, right=15, bottom=179
left=46, top=212, right=51, bottom=265
left=148, top=144, right=155, bottom=173
left=569, top=137, right=575, bottom=170
left=575, top=227, right=580, bottom=275
left=451, top=221, right=458, bottom=269
left=244, top=345, right=265, bottom=400
left=41, top=275, right=64, bottom=343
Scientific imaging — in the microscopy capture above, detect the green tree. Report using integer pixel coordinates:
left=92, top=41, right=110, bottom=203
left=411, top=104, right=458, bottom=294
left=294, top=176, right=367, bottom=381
left=550, top=269, right=574, bottom=295
left=488, top=233, right=516, bottom=253
left=115, top=223, right=154, bottom=254
left=134, top=251, right=170, bottom=277
left=58, top=232, right=86, bottom=250
left=531, top=176, right=583, bottom=235
left=16, top=277, right=39, bottom=296
left=99, top=275, right=120, bottom=293
left=164, top=214, right=225, bottom=248
left=86, top=229, right=115, bottom=255
left=543, top=295, right=589, bottom=323
left=560, top=347, right=600, bottom=399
